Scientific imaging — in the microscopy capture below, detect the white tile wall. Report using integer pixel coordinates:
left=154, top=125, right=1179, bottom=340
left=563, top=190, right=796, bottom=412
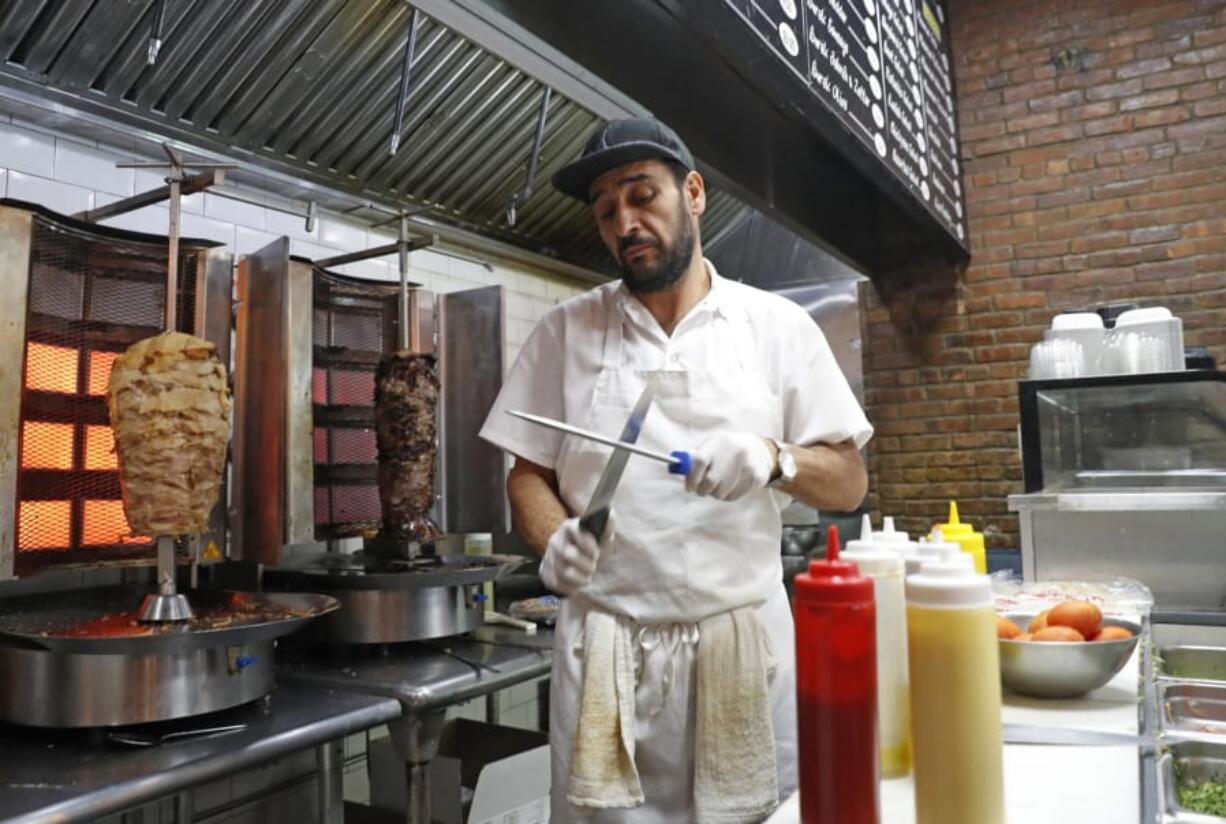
left=7, top=170, right=93, bottom=214
left=54, top=140, right=134, bottom=197
left=0, top=122, right=55, bottom=177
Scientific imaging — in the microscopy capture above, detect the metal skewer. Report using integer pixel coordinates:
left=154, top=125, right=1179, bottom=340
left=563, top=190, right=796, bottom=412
left=139, top=145, right=195, bottom=622
left=507, top=409, right=685, bottom=467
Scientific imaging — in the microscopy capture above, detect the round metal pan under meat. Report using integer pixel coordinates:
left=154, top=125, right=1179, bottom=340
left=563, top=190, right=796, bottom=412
left=0, top=587, right=339, bottom=655
left=263, top=552, right=528, bottom=591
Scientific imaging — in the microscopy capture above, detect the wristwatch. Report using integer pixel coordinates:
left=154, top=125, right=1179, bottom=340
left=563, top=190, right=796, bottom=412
left=768, top=438, right=797, bottom=488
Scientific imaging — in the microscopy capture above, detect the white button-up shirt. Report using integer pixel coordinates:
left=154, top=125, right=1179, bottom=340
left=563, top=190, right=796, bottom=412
left=480, top=262, right=872, bottom=470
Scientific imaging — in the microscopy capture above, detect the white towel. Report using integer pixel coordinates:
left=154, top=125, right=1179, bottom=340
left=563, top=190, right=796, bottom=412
left=566, top=605, right=778, bottom=820
left=694, top=606, right=779, bottom=824
left=566, top=609, right=643, bottom=809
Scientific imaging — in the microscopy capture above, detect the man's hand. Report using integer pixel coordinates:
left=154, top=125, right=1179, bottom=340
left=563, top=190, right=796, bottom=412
left=685, top=431, right=775, bottom=501
left=539, top=510, right=617, bottom=595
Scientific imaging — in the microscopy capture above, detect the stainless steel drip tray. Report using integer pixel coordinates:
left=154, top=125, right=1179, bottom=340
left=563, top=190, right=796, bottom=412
left=263, top=552, right=527, bottom=591
left=0, top=587, right=338, bottom=655
left=1163, top=683, right=1226, bottom=740
left=1160, top=647, right=1226, bottom=685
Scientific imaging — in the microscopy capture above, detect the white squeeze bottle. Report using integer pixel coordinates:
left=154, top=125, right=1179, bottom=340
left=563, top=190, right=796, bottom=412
left=907, top=530, right=965, bottom=576
left=875, top=515, right=921, bottom=571
left=842, top=514, right=910, bottom=778
left=906, top=558, right=1005, bottom=824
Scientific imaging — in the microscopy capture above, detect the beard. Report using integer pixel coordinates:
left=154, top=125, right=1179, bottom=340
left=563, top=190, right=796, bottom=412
left=615, top=203, right=696, bottom=294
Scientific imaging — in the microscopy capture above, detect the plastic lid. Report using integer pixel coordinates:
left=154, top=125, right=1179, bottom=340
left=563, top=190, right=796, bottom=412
left=919, top=554, right=975, bottom=574
left=1051, top=312, right=1104, bottom=331
left=877, top=516, right=909, bottom=542
left=794, top=525, right=874, bottom=605
left=905, top=560, right=992, bottom=608
left=934, top=502, right=975, bottom=538
left=906, top=539, right=962, bottom=576
left=841, top=546, right=903, bottom=576
left=843, top=513, right=877, bottom=555
left=1116, top=306, right=1173, bottom=326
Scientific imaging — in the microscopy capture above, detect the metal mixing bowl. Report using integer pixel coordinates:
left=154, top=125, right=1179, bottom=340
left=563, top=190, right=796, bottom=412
left=998, top=613, right=1141, bottom=699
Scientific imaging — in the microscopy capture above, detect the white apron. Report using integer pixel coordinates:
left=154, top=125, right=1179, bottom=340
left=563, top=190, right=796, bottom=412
left=549, top=291, right=798, bottom=822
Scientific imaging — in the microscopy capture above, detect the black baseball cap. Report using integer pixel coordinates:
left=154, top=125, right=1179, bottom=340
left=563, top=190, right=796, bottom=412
left=551, top=116, right=696, bottom=201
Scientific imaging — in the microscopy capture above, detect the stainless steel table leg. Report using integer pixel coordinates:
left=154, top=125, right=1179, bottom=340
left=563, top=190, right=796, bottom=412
left=388, top=710, right=446, bottom=824
left=174, top=790, right=193, bottom=823
left=316, top=740, right=344, bottom=824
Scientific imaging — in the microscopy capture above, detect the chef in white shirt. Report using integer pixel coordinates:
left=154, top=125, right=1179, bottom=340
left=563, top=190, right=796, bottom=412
left=479, top=117, right=872, bottom=823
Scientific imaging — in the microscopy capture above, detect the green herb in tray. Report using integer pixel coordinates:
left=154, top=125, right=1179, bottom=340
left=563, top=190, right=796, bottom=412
left=1177, top=760, right=1226, bottom=817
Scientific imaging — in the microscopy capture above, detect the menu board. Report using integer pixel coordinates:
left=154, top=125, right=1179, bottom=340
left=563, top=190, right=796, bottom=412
left=719, top=0, right=966, bottom=245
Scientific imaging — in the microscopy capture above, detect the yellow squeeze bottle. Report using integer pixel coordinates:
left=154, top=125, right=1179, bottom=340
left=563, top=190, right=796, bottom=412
left=906, top=558, right=1005, bottom=824
left=931, top=501, right=986, bottom=573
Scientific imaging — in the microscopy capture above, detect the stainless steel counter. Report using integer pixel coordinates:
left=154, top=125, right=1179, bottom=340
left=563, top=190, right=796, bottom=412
left=276, top=627, right=553, bottom=824
left=275, top=627, right=554, bottom=711
left=0, top=685, right=402, bottom=824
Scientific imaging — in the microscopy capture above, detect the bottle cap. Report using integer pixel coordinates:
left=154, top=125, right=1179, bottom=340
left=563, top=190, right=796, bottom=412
left=842, top=516, right=903, bottom=577
left=794, top=525, right=874, bottom=605
left=919, top=554, right=975, bottom=574
left=877, top=516, right=912, bottom=543
left=905, top=559, right=992, bottom=608
left=932, top=502, right=984, bottom=548
left=843, top=513, right=877, bottom=555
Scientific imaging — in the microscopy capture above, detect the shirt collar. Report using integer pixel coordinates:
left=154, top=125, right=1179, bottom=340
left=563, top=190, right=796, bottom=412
left=613, top=258, right=734, bottom=328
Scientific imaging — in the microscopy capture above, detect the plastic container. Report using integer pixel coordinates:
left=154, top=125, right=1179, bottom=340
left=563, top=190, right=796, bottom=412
left=464, top=533, right=495, bottom=612
left=930, top=502, right=986, bottom=574
left=842, top=515, right=910, bottom=778
left=1115, top=306, right=1184, bottom=372
left=906, top=562, right=1005, bottom=824
left=1050, top=312, right=1105, bottom=374
left=793, top=525, right=879, bottom=824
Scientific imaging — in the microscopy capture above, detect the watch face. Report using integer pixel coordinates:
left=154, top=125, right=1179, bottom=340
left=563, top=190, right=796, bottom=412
left=780, top=447, right=798, bottom=479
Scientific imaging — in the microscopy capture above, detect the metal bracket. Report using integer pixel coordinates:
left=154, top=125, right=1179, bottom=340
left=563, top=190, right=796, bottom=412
left=506, top=86, right=552, bottom=228
left=146, top=0, right=166, bottom=66
left=389, top=8, right=422, bottom=157
left=72, top=168, right=226, bottom=224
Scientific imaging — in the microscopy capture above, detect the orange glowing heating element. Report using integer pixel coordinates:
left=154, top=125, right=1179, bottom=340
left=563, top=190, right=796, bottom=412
left=20, top=421, right=74, bottom=470
left=84, top=425, right=118, bottom=470
left=24, top=343, right=79, bottom=394
left=17, top=501, right=72, bottom=550
left=87, top=350, right=118, bottom=396
left=82, top=500, right=141, bottom=546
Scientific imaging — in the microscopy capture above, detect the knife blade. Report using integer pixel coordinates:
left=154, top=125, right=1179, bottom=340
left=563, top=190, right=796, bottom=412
left=577, top=377, right=657, bottom=538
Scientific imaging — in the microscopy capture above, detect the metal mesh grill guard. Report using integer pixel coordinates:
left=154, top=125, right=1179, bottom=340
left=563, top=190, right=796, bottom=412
left=310, top=270, right=400, bottom=541
left=14, top=216, right=198, bottom=573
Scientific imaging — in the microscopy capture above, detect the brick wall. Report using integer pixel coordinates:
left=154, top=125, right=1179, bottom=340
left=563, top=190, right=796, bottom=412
left=862, top=0, right=1226, bottom=548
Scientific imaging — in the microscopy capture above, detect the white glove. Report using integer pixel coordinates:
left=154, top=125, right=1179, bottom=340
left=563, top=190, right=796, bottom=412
left=685, top=431, right=774, bottom=501
left=539, top=510, right=616, bottom=596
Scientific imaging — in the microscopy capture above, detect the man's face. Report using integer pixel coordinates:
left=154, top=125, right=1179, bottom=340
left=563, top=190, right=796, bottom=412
left=588, top=159, right=701, bottom=294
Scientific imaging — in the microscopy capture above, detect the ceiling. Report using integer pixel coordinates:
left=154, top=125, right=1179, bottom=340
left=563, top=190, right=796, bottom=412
left=0, top=0, right=750, bottom=275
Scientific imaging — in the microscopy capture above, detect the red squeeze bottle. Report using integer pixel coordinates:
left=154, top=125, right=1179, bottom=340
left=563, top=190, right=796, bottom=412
left=793, top=524, right=880, bottom=824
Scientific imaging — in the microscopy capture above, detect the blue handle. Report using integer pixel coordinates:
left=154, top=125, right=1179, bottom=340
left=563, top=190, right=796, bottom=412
left=669, top=450, right=692, bottom=476
left=235, top=655, right=257, bottom=671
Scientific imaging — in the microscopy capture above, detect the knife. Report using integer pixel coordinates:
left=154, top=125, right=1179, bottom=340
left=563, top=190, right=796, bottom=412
left=509, top=377, right=688, bottom=538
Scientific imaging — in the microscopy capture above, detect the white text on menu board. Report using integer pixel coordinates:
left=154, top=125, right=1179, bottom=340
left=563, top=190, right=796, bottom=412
left=807, top=2, right=869, bottom=115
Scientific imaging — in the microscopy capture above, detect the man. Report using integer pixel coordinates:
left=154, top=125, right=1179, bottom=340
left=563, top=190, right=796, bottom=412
left=479, top=117, right=871, bottom=822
